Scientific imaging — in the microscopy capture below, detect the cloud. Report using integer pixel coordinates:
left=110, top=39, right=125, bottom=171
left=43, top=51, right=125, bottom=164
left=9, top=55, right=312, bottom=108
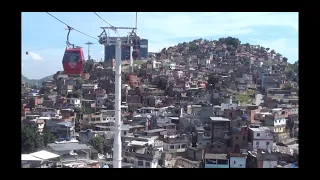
left=132, top=12, right=298, bottom=53
left=28, top=52, right=43, bottom=61
left=137, top=12, right=298, bottom=39
left=22, top=12, right=298, bottom=78
left=250, top=38, right=298, bottom=62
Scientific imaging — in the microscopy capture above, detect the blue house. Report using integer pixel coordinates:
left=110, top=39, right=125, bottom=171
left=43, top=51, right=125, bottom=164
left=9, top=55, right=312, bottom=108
left=204, top=153, right=229, bottom=168
left=229, top=152, right=247, bottom=168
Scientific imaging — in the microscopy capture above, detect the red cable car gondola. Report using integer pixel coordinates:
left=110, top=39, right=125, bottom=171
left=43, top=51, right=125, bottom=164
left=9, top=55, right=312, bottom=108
left=62, top=26, right=85, bottom=76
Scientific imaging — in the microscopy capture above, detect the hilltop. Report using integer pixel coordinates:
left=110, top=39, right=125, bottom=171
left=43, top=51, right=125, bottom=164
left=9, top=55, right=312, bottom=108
left=156, top=37, right=291, bottom=62
left=21, top=74, right=54, bottom=86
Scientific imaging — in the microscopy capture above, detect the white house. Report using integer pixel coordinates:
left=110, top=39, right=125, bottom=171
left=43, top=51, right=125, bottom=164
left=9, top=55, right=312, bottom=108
left=229, top=152, right=247, bottom=168
left=248, top=127, right=273, bottom=151
left=67, top=98, right=81, bottom=107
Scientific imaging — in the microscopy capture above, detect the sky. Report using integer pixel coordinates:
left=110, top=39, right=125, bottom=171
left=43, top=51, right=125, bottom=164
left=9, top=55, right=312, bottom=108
left=22, top=12, right=298, bottom=79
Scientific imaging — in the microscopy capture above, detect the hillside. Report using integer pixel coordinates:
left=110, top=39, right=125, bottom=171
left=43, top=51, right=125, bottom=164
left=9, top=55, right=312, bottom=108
left=21, top=74, right=54, bottom=86
left=156, top=37, right=291, bottom=63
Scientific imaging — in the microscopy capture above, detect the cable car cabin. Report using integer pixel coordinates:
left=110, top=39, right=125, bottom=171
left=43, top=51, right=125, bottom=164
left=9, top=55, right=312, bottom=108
left=62, top=47, right=85, bottom=75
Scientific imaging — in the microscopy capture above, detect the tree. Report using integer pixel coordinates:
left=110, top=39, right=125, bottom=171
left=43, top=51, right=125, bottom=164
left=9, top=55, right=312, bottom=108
left=207, top=74, right=219, bottom=90
left=21, top=124, right=44, bottom=153
left=89, top=136, right=105, bottom=154
left=188, top=43, right=198, bottom=52
left=270, top=49, right=275, bottom=54
left=283, top=57, right=288, bottom=62
left=73, top=90, right=82, bottom=98
left=285, top=68, right=295, bottom=80
left=157, top=78, right=168, bottom=90
left=43, top=131, right=57, bottom=146
left=84, top=61, right=94, bottom=73
left=224, top=37, right=241, bottom=49
left=244, top=43, right=250, bottom=48
left=266, top=48, right=270, bottom=51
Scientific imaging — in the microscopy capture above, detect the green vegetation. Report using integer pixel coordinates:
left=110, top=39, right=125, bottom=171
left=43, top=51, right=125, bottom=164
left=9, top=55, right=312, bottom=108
left=88, top=136, right=112, bottom=154
left=219, top=37, right=241, bottom=49
left=21, top=123, right=56, bottom=153
left=233, top=90, right=254, bottom=104
left=286, top=60, right=298, bottom=82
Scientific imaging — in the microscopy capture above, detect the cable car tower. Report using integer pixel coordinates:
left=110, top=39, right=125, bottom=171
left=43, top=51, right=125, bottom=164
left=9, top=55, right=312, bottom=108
left=98, top=25, right=139, bottom=168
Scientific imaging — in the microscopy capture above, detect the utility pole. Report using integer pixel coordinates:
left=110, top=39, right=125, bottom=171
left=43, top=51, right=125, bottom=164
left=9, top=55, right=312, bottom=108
left=85, top=42, right=93, bottom=60
left=98, top=26, right=138, bottom=168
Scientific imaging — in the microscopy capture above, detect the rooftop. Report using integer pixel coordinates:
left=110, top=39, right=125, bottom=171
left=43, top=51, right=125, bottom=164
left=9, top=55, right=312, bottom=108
left=145, top=129, right=167, bottom=134
left=249, top=127, right=270, bottom=132
left=48, top=142, right=90, bottom=152
left=210, top=117, right=230, bottom=122
left=129, top=141, right=148, bottom=146
left=205, top=153, right=228, bottom=160
left=21, top=154, right=42, bottom=161
left=29, top=150, right=60, bottom=160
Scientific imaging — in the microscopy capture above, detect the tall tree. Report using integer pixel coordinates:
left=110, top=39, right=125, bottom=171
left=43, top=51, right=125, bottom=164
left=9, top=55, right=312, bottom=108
left=89, top=136, right=105, bottom=154
left=21, top=124, right=44, bottom=153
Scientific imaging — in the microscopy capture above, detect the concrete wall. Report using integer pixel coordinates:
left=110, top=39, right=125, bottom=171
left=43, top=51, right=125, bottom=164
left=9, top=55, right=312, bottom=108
left=229, top=157, right=246, bottom=168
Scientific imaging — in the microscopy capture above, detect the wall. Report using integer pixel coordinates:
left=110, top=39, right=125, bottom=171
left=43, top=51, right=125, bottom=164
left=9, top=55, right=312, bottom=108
left=253, top=131, right=273, bottom=140
left=205, top=159, right=229, bottom=168
left=262, top=160, right=277, bottom=168
left=229, top=157, right=246, bottom=168
left=274, top=118, right=287, bottom=126
left=163, top=142, right=188, bottom=153
left=126, top=157, right=158, bottom=168
left=252, top=140, right=273, bottom=150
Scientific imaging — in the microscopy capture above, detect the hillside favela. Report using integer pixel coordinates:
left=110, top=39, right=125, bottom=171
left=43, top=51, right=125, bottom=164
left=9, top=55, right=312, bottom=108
left=21, top=12, right=298, bottom=168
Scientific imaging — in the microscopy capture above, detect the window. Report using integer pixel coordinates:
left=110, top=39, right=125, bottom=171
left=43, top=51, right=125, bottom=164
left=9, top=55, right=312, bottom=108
left=256, top=142, right=259, bottom=145
left=63, top=51, right=81, bottom=63
left=243, top=136, right=246, bottom=140
left=236, top=136, right=238, bottom=140
left=181, top=144, right=187, bottom=148
left=169, top=145, right=174, bottom=149
left=266, top=142, right=270, bottom=145
left=138, top=160, right=143, bottom=166
left=145, top=162, right=151, bottom=167
left=257, top=133, right=260, bottom=137
left=233, top=161, right=236, bottom=164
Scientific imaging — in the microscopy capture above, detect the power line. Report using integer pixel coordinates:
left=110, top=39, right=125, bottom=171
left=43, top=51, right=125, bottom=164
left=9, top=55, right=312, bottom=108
left=46, top=12, right=99, bottom=40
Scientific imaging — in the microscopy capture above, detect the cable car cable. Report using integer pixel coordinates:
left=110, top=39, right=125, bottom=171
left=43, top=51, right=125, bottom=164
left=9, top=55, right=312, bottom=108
left=93, top=12, right=119, bottom=36
left=46, top=12, right=99, bottom=40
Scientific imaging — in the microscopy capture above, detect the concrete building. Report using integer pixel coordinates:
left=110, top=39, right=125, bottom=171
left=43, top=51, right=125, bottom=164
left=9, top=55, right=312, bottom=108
left=204, top=153, right=229, bottom=168
left=104, top=38, right=149, bottom=62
